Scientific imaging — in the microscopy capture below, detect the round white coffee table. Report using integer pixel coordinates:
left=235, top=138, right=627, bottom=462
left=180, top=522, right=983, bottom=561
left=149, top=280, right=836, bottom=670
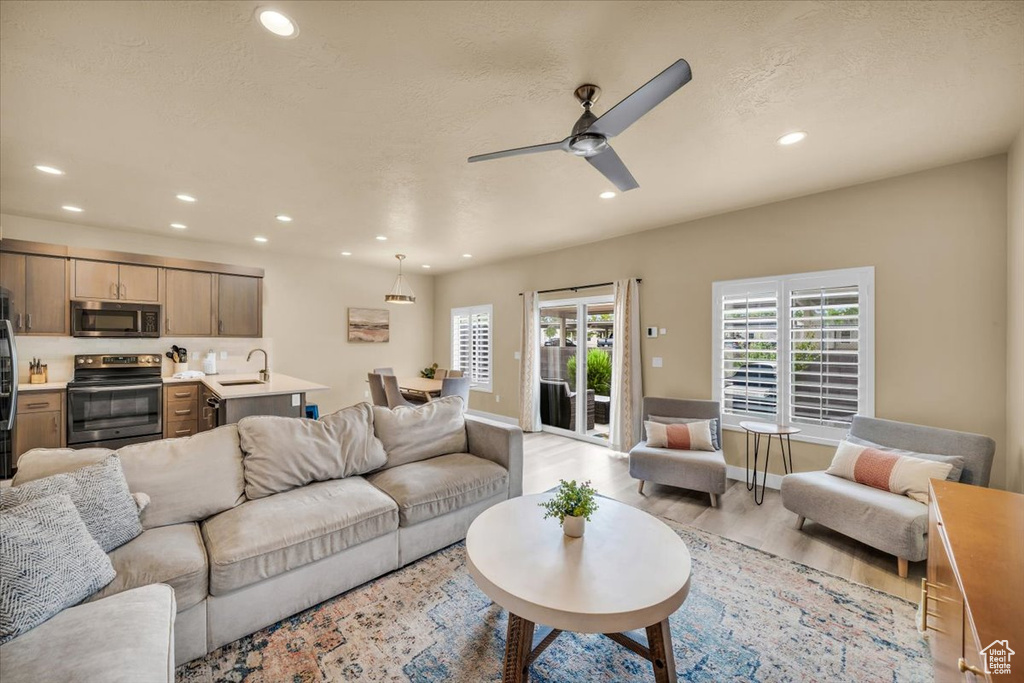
left=466, top=493, right=691, bottom=683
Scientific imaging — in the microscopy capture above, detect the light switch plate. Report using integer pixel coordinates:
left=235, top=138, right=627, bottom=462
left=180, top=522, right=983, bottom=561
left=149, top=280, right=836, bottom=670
left=220, top=351, right=228, bottom=360
left=514, top=351, right=521, bottom=360
left=291, top=394, right=300, bottom=407
left=652, top=357, right=663, bottom=368
left=660, top=328, right=667, bottom=335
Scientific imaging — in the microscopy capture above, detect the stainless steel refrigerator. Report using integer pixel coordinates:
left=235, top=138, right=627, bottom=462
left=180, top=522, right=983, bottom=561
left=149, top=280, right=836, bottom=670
left=1, top=285, right=17, bottom=478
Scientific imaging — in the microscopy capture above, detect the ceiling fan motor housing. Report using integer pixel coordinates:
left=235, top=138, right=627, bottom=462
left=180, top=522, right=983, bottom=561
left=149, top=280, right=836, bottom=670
left=569, top=104, right=607, bottom=156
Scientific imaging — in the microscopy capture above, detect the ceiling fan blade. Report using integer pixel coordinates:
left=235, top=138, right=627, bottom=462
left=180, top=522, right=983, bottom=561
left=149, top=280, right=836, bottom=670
left=585, top=145, right=639, bottom=192
left=588, top=59, right=692, bottom=138
left=468, top=139, right=569, bottom=163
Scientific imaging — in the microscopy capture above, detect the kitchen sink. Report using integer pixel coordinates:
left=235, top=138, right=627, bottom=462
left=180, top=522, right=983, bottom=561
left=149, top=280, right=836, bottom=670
left=217, top=379, right=266, bottom=386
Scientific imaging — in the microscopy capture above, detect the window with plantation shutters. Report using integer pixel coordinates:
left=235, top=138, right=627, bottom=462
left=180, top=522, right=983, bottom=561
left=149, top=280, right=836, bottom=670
left=713, top=267, right=874, bottom=442
left=451, top=305, right=493, bottom=392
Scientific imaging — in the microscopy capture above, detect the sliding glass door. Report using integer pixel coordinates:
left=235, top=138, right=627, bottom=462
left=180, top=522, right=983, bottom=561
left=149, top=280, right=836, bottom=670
left=538, top=295, right=614, bottom=445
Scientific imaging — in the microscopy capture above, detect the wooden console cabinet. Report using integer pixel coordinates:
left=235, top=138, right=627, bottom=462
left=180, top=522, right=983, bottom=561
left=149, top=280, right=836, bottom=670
left=922, top=480, right=1023, bottom=682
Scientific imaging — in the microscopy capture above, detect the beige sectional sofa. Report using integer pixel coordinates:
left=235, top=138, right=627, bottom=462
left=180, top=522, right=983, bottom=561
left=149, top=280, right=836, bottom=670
left=0, top=400, right=523, bottom=681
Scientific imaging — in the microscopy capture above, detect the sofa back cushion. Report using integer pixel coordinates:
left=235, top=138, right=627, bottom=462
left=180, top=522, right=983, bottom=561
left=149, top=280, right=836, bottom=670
left=116, top=425, right=246, bottom=528
left=373, top=396, right=468, bottom=468
left=237, top=403, right=387, bottom=499
left=12, top=448, right=116, bottom=485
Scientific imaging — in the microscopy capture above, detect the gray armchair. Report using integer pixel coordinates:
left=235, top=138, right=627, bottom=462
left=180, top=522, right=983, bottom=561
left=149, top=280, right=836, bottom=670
left=628, top=397, right=727, bottom=507
left=780, top=415, right=995, bottom=577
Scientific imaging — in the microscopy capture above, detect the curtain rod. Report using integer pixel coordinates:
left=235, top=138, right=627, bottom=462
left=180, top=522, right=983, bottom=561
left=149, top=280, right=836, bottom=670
left=518, top=278, right=641, bottom=296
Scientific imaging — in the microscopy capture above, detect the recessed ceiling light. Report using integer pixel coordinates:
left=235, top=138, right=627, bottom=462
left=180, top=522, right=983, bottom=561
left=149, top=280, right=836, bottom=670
left=375, top=235, right=388, bottom=241
left=599, top=191, right=616, bottom=199
left=276, top=215, right=292, bottom=222
left=341, top=251, right=352, bottom=256
left=35, top=165, right=64, bottom=175
left=462, top=254, right=473, bottom=258
left=777, top=131, right=807, bottom=146
left=257, top=9, right=298, bottom=37
left=254, top=236, right=268, bottom=243
left=170, top=223, right=187, bottom=230
left=176, top=193, right=197, bottom=202
left=422, top=265, right=431, bottom=269
left=61, top=205, right=83, bottom=212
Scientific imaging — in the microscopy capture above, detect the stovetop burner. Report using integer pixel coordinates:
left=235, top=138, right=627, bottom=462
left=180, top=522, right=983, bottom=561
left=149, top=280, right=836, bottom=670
left=69, top=353, right=163, bottom=387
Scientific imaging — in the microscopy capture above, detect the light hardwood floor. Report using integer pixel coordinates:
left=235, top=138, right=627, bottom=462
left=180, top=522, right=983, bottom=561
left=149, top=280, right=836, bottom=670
left=522, top=431, right=925, bottom=601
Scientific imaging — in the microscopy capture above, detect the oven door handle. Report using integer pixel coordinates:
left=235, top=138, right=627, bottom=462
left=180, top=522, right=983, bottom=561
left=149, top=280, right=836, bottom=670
left=70, top=383, right=162, bottom=393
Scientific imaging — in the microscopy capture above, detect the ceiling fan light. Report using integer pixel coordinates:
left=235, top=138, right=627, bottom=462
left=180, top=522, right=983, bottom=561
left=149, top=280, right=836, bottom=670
left=385, top=254, right=416, bottom=305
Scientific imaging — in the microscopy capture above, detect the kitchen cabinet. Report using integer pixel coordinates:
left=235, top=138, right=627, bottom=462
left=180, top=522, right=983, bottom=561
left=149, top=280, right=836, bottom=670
left=217, top=274, right=261, bottom=337
left=73, top=260, right=160, bottom=302
left=164, top=382, right=200, bottom=438
left=0, top=252, right=67, bottom=335
left=164, top=269, right=214, bottom=336
left=14, top=390, right=65, bottom=464
left=199, top=385, right=217, bottom=432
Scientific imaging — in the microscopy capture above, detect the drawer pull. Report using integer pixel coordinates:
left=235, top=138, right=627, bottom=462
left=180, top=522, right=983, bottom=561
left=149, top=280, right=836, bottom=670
left=958, top=658, right=984, bottom=676
left=26, top=402, right=49, bottom=408
left=173, top=392, right=192, bottom=398
left=174, top=429, right=192, bottom=435
left=174, top=409, right=192, bottom=416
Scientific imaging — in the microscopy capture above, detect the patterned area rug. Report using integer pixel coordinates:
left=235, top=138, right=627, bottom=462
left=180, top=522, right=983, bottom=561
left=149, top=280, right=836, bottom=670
left=177, top=524, right=931, bottom=683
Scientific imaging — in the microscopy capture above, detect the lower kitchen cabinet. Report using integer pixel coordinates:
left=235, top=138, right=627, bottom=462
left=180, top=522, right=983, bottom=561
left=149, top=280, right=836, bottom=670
left=14, top=390, right=66, bottom=464
left=164, top=382, right=200, bottom=438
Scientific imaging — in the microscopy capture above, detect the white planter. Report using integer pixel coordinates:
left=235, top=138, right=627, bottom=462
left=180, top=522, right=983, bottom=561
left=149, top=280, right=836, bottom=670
left=173, top=362, right=188, bottom=374
left=563, top=514, right=585, bottom=538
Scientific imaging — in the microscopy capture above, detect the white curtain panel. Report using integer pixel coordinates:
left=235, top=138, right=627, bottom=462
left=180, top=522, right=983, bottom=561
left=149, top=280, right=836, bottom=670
left=611, top=279, right=643, bottom=451
left=518, top=291, right=542, bottom=432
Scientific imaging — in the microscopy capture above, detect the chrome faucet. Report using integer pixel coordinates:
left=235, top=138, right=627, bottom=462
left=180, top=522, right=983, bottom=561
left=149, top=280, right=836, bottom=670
left=247, top=348, right=270, bottom=382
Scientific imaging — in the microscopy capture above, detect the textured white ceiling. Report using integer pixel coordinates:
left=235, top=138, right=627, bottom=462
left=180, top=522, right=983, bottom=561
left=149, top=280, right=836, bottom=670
left=1, top=1, right=1021, bottom=271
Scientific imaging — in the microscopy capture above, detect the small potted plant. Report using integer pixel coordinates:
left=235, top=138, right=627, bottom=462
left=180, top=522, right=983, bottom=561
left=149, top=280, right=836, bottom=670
left=420, top=362, right=438, bottom=379
left=539, top=479, right=599, bottom=538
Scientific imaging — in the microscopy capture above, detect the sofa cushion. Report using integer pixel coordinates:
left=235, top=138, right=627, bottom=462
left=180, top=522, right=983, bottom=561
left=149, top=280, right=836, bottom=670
left=780, top=470, right=930, bottom=561
left=373, top=396, right=468, bottom=468
left=0, top=584, right=175, bottom=683
left=366, top=453, right=508, bottom=526
left=88, top=523, right=208, bottom=612
left=1, top=455, right=142, bottom=552
left=0, top=494, right=116, bottom=644
left=116, top=425, right=246, bottom=529
left=238, top=403, right=387, bottom=500
left=11, top=447, right=114, bottom=484
left=628, top=442, right=728, bottom=495
left=202, top=477, right=398, bottom=595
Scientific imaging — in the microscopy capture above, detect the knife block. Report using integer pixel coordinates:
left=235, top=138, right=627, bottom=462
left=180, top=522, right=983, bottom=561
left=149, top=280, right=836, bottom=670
left=29, top=365, right=48, bottom=384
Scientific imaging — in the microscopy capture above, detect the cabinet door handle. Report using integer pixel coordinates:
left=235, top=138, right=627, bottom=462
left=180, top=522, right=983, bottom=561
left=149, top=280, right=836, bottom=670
left=120, top=283, right=127, bottom=298
left=173, top=391, right=191, bottom=398
left=958, top=659, right=984, bottom=676
left=174, top=409, right=191, bottom=415
left=26, top=314, right=32, bottom=330
left=26, top=402, right=49, bottom=408
left=111, top=282, right=118, bottom=298
left=218, top=320, right=224, bottom=334
left=165, top=317, right=171, bottom=332
left=15, top=313, right=22, bottom=330
left=52, top=415, right=58, bottom=434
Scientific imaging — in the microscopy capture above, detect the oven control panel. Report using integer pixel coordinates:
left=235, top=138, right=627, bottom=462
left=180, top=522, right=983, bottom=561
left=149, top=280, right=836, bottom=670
left=75, top=354, right=162, bottom=368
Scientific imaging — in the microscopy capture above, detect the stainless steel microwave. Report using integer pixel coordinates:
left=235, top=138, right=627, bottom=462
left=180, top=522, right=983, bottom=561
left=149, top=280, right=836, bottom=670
left=71, top=300, right=161, bottom=337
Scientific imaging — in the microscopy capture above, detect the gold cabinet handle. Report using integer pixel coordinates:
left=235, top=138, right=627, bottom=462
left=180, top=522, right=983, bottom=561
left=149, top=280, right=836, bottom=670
left=958, top=658, right=984, bottom=676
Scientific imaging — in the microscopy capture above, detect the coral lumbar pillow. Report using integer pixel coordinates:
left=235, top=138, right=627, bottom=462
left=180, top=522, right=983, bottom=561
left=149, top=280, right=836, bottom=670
left=644, top=420, right=716, bottom=452
left=825, top=440, right=953, bottom=503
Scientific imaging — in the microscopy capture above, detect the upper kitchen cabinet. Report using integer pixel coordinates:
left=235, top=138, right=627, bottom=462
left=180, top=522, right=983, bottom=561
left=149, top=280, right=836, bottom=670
left=73, top=260, right=159, bottom=302
left=164, top=269, right=214, bottom=336
left=0, top=251, right=68, bottom=335
left=216, top=274, right=262, bottom=337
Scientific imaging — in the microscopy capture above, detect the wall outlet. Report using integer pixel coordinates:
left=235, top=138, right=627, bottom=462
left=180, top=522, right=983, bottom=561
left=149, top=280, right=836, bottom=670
left=495, top=395, right=500, bottom=403
left=646, top=327, right=658, bottom=338
left=190, top=351, right=198, bottom=360
left=220, top=351, right=228, bottom=360
left=291, top=394, right=300, bottom=407
left=652, top=357, right=663, bottom=368
left=364, top=390, right=369, bottom=398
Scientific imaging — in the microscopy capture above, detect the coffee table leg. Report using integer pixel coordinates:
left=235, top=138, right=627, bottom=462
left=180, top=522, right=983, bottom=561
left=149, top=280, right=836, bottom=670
left=645, top=618, right=677, bottom=683
left=503, top=613, right=536, bottom=683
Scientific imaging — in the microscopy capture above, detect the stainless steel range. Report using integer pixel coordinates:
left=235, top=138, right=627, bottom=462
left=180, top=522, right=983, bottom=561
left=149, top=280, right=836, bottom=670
left=67, top=354, right=163, bottom=449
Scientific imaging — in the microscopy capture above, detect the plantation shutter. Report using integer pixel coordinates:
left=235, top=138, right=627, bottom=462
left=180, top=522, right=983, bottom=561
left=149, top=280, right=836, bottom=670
left=788, top=285, right=861, bottom=428
left=720, top=290, right=779, bottom=419
left=451, top=305, right=493, bottom=391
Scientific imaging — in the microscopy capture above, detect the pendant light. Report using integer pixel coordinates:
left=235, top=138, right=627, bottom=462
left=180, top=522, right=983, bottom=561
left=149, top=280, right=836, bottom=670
left=384, top=254, right=416, bottom=304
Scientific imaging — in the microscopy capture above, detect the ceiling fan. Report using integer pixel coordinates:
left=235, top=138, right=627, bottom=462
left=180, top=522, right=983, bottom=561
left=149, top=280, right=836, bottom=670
left=468, top=58, right=692, bottom=192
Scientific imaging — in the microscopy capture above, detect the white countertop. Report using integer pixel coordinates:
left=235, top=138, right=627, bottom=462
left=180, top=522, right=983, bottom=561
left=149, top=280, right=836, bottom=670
left=17, top=381, right=67, bottom=392
left=166, top=373, right=329, bottom=399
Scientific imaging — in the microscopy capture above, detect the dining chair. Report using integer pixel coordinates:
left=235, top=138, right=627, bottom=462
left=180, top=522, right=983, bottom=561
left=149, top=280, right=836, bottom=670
left=440, top=377, right=471, bottom=411
left=447, top=369, right=464, bottom=378
left=367, top=373, right=389, bottom=407
left=434, top=368, right=449, bottom=380
left=373, top=367, right=395, bottom=376
left=382, top=374, right=422, bottom=408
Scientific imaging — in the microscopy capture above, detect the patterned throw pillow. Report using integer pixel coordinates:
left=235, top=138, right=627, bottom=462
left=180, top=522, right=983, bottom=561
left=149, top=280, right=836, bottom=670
left=644, top=420, right=716, bottom=452
left=649, top=416, right=722, bottom=451
left=844, top=434, right=965, bottom=482
left=0, top=455, right=142, bottom=552
left=0, top=493, right=116, bottom=644
left=825, top=440, right=953, bottom=503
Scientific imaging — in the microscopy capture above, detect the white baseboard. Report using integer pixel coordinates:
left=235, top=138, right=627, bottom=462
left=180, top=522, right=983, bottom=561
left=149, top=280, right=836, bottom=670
left=726, top=465, right=784, bottom=491
left=466, top=410, right=519, bottom=426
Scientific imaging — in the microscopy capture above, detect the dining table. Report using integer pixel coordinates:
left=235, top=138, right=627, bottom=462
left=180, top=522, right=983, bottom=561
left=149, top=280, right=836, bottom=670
left=398, top=376, right=443, bottom=398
